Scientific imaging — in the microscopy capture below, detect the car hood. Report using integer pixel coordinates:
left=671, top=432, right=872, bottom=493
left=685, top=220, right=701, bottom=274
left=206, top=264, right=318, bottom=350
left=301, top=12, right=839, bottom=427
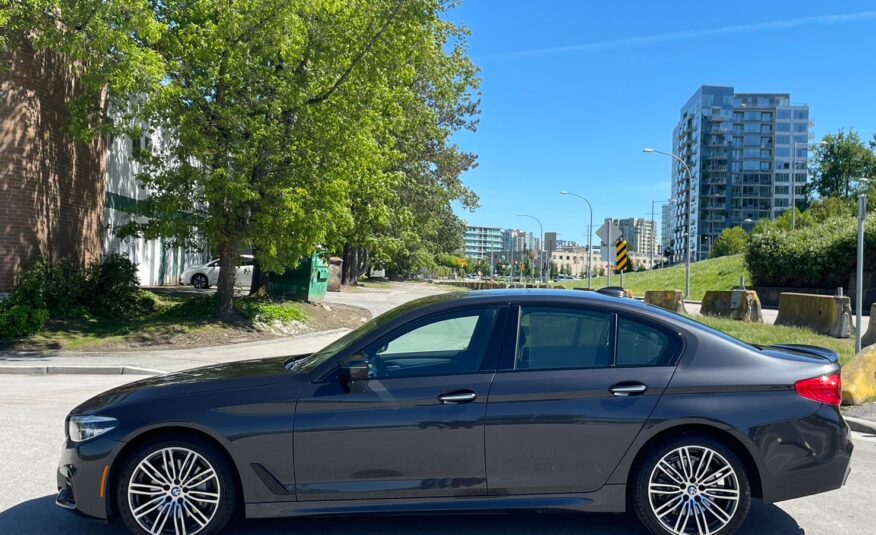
left=72, top=355, right=309, bottom=414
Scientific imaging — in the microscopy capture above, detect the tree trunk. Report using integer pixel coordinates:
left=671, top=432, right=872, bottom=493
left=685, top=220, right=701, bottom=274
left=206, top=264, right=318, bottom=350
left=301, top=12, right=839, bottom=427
left=216, top=236, right=240, bottom=320
left=248, top=255, right=270, bottom=297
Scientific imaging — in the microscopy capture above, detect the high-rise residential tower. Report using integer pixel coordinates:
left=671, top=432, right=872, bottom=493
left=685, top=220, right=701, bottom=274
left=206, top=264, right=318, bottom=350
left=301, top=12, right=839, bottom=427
left=670, top=86, right=811, bottom=261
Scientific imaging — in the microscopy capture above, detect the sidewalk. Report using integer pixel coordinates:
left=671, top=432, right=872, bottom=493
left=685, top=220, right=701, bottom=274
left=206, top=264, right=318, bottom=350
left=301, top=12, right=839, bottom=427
left=0, top=329, right=350, bottom=374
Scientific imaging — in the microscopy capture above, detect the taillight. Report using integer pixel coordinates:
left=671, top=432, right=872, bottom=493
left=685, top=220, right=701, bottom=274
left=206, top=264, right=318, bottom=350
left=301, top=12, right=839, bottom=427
left=795, top=374, right=842, bottom=407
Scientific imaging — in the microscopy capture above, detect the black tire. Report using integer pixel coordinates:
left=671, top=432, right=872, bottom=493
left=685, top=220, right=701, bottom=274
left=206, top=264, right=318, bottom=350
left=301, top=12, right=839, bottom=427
left=116, top=436, right=238, bottom=535
left=633, top=435, right=751, bottom=535
left=191, top=274, right=209, bottom=289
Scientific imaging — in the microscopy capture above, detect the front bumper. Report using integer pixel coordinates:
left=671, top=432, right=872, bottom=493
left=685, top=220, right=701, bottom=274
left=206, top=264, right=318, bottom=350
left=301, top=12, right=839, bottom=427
left=56, top=437, right=123, bottom=520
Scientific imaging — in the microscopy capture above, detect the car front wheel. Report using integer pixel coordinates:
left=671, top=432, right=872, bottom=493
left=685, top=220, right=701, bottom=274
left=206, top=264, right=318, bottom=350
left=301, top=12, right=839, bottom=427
left=116, top=437, right=237, bottom=535
left=633, top=435, right=751, bottom=535
left=191, top=274, right=209, bottom=289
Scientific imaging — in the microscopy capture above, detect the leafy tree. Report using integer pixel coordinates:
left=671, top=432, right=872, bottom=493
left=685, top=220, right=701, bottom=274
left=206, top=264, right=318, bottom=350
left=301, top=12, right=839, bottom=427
left=6, top=0, right=478, bottom=319
left=710, top=227, right=749, bottom=258
left=810, top=130, right=876, bottom=200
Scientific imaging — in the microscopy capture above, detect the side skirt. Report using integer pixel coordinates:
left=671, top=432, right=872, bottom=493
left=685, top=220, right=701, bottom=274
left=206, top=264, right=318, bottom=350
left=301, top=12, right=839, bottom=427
left=245, top=485, right=627, bottom=519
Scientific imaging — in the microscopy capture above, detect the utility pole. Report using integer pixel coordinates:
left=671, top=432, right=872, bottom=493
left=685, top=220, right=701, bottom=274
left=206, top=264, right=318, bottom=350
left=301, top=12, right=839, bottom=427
left=856, top=193, right=867, bottom=353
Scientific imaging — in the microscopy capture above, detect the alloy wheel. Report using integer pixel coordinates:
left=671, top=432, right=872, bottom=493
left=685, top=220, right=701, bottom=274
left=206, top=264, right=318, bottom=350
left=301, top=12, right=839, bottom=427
left=127, top=447, right=221, bottom=535
left=192, top=275, right=208, bottom=289
left=647, top=445, right=740, bottom=535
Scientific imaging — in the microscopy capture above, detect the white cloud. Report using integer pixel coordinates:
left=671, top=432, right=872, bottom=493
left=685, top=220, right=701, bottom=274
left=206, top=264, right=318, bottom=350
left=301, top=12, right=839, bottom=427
left=485, top=11, right=876, bottom=59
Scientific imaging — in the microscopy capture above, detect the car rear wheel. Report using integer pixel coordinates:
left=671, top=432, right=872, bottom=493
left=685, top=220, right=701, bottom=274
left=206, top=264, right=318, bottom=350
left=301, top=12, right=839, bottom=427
left=116, top=437, right=237, bottom=535
left=633, top=435, right=751, bottom=535
left=191, top=274, right=209, bottom=289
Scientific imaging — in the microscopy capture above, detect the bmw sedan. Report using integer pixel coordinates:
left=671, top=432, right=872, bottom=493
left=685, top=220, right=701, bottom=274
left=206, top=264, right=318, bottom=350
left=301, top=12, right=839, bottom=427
left=57, top=289, right=852, bottom=535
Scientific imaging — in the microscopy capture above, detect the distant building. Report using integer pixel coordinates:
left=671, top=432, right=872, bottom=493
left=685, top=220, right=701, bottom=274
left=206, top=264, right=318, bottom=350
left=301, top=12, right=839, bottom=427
left=661, top=203, right=673, bottom=264
left=671, top=85, right=811, bottom=261
left=463, top=225, right=503, bottom=259
left=613, top=218, right=656, bottom=256
left=501, top=228, right=537, bottom=253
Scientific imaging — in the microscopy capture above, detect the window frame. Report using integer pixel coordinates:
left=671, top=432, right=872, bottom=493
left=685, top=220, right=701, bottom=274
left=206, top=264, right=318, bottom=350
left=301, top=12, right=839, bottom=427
left=318, top=304, right=508, bottom=382
left=614, top=313, right=684, bottom=368
left=497, top=304, right=684, bottom=372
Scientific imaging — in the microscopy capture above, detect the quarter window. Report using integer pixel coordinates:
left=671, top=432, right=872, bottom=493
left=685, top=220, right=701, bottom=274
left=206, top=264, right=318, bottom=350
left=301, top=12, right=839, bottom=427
left=516, top=307, right=612, bottom=370
left=616, top=318, right=677, bottom=367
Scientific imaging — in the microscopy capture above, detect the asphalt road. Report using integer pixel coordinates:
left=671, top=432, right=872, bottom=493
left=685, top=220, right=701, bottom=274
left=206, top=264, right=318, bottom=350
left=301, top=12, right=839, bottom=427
left=1, top=375, right=874, bottom=535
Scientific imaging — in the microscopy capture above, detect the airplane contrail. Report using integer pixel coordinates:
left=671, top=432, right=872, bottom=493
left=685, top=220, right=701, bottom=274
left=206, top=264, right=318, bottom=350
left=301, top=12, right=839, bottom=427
left=485, top=11, right=876, bottom=59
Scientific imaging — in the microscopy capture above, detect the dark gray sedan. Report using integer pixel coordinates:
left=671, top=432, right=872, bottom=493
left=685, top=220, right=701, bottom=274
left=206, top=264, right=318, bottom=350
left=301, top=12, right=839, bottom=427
left=57, top=289, right=852, bottom=535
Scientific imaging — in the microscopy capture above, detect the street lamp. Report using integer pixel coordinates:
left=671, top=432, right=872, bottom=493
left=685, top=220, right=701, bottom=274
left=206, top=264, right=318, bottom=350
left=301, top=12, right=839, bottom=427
left=560, top=191, right=594, bottom=289
left=644, top=148, right=694, bottom=298
left=517, top=213, right=544, bottom=285
left=790, top=141, right=828, bottom=230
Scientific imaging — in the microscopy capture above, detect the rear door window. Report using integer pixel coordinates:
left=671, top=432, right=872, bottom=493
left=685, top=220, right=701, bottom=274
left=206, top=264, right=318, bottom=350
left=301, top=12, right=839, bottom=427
left=516, top=307, right=613, bottom=370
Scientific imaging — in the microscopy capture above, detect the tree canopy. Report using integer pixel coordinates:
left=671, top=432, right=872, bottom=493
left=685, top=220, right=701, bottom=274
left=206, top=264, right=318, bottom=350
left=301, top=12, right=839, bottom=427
left=4, top=0, right=480, bottom=317
left=809, top=129, right=876, bottom=200
left=709, top=227, right=748, bottom=258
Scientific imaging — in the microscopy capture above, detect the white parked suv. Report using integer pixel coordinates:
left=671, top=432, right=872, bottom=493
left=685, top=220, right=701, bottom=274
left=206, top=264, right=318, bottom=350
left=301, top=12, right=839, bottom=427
left=180, top=254, right=254, bottom=289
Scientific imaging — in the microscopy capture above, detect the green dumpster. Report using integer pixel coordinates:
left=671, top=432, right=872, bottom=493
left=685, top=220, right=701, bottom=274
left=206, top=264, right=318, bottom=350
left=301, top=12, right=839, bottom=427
left=267, top=251, right=330, bottom=303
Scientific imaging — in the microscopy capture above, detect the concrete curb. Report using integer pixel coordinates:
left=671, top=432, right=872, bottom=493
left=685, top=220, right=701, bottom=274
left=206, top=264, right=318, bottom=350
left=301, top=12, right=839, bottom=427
left=0, top=365, right=165, bottom=376
left=845, top=416, right=876, bottom=435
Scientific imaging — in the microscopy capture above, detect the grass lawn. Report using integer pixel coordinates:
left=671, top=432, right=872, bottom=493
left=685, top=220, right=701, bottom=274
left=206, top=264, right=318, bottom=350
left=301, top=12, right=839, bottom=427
left=557, top=254, right=750, bottom=301
left=690, top=314, right=855, bottom=365
left=7, top=293, right=311, bottom=352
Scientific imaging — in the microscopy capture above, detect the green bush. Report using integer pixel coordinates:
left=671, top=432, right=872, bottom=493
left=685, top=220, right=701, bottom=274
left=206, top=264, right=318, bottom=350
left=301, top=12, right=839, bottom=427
left=12, top=258, right=89, bottom=318
left=86, top=254, right=145, bottom=319
left=746, top=215, right=876, bottom=287
left=0, top=302, right=49, bottom=338
left=235, top=298, right=308, bottom=323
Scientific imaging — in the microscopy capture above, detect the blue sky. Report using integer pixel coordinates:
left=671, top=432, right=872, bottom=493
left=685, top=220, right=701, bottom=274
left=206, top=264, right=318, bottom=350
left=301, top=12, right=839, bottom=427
left=447, top=0, right=876, bottom=244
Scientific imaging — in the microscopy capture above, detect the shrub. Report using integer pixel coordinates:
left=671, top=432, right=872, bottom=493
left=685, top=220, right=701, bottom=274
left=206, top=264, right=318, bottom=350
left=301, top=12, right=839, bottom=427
left=746, top=215, right=876, bottom=288
left=86, top=254, right=144, bottom=319
left=12, top=258, right=89, bottom=318
left=710, top=227, right=749, bottom=258
left=136, top=290, right=160, bottom=315
left=0, top=302, right=49, bottom=338
left=235, top=298, right=308, bottom=324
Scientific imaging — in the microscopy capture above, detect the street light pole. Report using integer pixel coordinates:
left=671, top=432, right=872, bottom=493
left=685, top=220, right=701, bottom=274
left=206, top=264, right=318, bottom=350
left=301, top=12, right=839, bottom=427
left=560, top=191, right=593, bottom=289
left=518, top=214, right=544, bottom=285
left=644, top=148, right=694, bottom=298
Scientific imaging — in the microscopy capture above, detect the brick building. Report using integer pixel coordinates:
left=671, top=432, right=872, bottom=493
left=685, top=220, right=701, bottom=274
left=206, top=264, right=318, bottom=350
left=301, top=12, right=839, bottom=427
left=0, top=39, right=106, bottom=291
left=1, top=39, right=208, bottom=292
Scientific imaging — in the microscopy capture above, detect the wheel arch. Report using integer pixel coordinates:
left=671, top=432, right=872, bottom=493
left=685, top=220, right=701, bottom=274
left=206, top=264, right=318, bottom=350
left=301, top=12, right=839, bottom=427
left=106, top=425, right=244, bottom=519
left=621, top=423, right=763, bottom=501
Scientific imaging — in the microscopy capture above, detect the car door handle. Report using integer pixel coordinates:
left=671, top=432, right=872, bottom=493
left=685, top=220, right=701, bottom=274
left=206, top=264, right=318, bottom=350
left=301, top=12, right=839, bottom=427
left=609, top=383, right=648, bottom=396
left=438, top=391, right=477, bottom=404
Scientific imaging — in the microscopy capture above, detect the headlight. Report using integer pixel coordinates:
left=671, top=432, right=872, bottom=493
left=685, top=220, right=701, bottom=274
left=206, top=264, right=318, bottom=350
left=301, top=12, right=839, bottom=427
left=67, top=415, right=118, bottom=443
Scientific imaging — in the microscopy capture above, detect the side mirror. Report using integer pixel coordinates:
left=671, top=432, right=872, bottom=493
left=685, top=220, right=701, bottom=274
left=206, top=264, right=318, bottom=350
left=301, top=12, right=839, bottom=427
left=338, top=355, right=369, bottom=382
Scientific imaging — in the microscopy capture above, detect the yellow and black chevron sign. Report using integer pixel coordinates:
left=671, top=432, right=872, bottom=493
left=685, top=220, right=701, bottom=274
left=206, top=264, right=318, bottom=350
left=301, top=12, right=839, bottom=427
left=615, top=239, right=630, bottom=274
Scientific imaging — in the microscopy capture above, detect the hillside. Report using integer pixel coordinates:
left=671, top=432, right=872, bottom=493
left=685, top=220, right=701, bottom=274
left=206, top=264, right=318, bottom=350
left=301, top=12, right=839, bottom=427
left=558, top=254, right=750, bottom=301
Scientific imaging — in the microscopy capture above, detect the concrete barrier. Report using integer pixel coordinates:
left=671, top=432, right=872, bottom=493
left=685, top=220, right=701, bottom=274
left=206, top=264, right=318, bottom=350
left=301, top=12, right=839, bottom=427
left=842, top=344, right=876, bottom=405
left=700, top=290, right=763, bottom=322
left=644, top=290, right=687, bottom=314
left=861, top=303, right=876, bottom=348
left=775, top=292, right=854, bottom=338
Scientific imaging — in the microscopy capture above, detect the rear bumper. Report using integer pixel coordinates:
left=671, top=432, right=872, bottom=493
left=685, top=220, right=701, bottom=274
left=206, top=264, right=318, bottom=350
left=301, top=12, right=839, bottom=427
left=759, top=405, right=853, bottom=503
left=56, top=437, right=122, bottom=520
